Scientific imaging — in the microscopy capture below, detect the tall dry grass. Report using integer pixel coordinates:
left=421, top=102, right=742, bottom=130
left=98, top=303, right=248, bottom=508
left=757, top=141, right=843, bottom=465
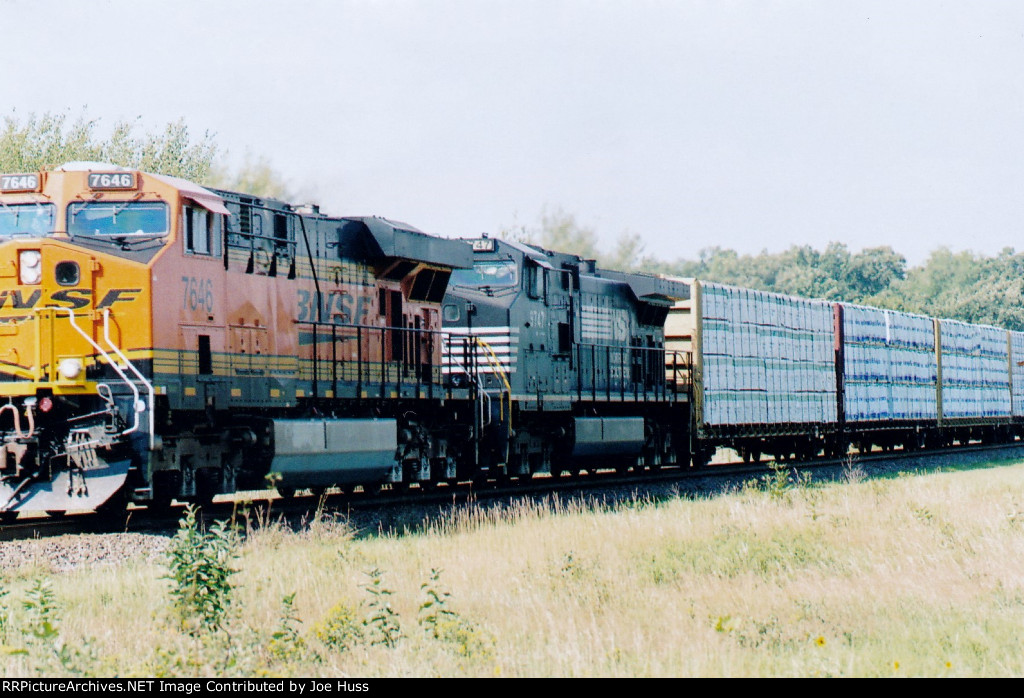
left=2, top=458, right=1024, bottom=676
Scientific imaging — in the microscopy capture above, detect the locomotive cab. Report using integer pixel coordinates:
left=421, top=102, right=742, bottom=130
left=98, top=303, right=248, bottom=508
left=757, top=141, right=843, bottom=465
left=0, top=163, right=225, bottom=514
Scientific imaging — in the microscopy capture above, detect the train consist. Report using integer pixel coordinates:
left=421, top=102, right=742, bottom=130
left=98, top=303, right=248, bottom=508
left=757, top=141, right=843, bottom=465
left=0, top=163, right=1019, bottom=517
left=0, top=164, right=689, bottom=516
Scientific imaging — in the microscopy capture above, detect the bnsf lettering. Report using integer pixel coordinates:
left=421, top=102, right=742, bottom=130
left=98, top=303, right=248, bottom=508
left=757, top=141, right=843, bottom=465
left=96, top=288, right=141, bottom=309
left=50, top=289, right=92, bottom=309
left=296, top=288, right=372, bottom=324
left=0, top=288, right=140, bottom=309
left=0, top=290, right=42, bottom=309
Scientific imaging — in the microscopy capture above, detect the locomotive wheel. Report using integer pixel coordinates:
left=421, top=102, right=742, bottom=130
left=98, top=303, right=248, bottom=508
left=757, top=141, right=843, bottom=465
left=150, top=471, right=181, bottom=512
left=195, top=470, right=221, bottom=507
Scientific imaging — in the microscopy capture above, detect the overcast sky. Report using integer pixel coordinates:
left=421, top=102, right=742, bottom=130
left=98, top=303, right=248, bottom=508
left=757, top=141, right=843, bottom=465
left=2, top=0, right=1023, bottom=265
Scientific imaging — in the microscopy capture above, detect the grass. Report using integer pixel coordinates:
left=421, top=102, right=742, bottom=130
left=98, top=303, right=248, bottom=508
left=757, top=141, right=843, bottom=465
left=2, top=457, right=1024, bottom=676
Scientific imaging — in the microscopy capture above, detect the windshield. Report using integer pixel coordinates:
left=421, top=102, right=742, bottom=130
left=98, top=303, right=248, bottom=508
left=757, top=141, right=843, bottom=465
left=450, top=260, right=518, bottom=288
left=67, top=201, right=168, bottom=236
left=0, top=203, right=56, bottom=237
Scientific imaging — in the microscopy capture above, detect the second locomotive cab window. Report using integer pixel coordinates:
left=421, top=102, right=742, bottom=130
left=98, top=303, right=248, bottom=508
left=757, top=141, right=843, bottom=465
left=0, top=203, right=55, bottom=237
left=184, top=205, right=223, bottom=257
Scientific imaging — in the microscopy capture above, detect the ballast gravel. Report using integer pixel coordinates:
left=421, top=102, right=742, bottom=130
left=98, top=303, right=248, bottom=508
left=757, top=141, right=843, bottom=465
left=0, top=533, right=171, bottom=572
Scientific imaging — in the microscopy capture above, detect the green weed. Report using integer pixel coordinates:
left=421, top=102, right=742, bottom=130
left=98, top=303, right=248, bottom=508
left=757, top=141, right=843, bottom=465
left=267, top=592, right=310, bottom=663
left=362, top=568, right=401, bottom=648
left=417, top=568, right=494, bottom=660
left=163, top=504, right=239, bottom=635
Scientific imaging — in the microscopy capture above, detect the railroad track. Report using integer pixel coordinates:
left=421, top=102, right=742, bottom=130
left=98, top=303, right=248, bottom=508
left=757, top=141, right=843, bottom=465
left=3, top=441, right=1023, bottom=542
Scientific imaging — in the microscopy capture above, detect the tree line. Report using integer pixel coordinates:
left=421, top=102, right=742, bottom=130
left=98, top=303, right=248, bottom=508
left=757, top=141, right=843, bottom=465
left=0, top=110, right=290, bottom=199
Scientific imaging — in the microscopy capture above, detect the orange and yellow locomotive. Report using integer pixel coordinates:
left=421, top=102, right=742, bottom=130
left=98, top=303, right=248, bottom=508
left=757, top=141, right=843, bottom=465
left=0, top=163, right=474, bottom=516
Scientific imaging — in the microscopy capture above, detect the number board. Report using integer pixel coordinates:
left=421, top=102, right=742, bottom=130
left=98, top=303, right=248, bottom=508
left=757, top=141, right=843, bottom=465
left=0, top=174, right=40, bottom=193
left=471, top=238, right=496, bottom=252
left=88, top=172, right=137, bottom=190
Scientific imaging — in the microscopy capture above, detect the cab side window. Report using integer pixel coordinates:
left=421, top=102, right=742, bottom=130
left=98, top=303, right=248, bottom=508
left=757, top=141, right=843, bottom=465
left=184, top=205, right=223, bottom=257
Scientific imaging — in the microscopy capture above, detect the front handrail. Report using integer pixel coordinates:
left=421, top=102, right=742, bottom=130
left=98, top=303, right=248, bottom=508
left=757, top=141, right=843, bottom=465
left=101, top=309, right=156, bottom=451
left=469, top=336, right=512, bottom=429
left=443, top=334, right=491, bottom=428
left=43, top=307, right=143, bottom=441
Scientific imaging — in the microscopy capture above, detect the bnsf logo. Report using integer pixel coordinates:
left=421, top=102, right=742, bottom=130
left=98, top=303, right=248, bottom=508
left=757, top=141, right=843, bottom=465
left=0, top=288, right=141, bottom=310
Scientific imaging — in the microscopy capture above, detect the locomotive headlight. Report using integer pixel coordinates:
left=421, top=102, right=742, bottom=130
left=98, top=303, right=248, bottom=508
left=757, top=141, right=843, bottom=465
left=58, top=358, right=83, bottom=380
left=19, top=250, right=41, bottom=285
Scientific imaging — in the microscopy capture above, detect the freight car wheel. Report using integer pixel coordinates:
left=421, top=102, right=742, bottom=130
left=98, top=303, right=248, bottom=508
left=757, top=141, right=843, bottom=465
left=906, top=433, right=925, bottom=451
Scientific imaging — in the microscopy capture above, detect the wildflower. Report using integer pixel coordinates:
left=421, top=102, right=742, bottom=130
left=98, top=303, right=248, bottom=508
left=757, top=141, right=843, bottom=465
left=893, top=661, right=900, bottom=671
left=815, top=636, right=826, bottom=647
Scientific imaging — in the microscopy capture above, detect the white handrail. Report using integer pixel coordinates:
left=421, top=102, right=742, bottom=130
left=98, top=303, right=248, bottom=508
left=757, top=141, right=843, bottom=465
left=46, top=307, right=142, bottom=441
left=101, top=309, right=155, bottom=450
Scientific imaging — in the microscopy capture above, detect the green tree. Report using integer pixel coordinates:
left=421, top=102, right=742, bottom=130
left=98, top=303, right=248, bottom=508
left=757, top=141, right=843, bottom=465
left=845, top=246, right=906, bottom=300
left=659, top=239, right=1020, bottom=330
left=0, top=111, right=216, bottom=181
left=0, top=109, right=289, bottom=198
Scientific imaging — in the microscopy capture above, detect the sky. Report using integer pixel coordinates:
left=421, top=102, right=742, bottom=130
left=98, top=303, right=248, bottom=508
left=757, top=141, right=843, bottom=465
left=1, top=0, right=1023, bottom=266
